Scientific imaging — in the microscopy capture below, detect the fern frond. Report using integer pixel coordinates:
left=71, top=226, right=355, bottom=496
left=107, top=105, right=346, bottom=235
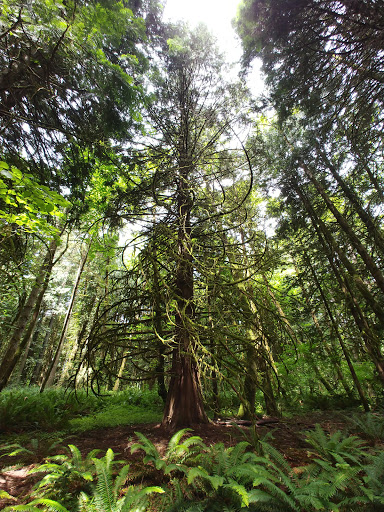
left=86, top=449, right=103, bottom=460
left=0, top=490, right=16, bottom=501
left=167, top=428, right=192, bottom=454
left=120, top=485, right=164, bottom=512
left=103, top=448, right=115, bottom=469
left=93, top=456, right=115, bottom=512
left=78, top=491, right=95, bottom=512
left=347, top=412, right=384, bottom=442
left=30, top=499, right=70, bottom=512
left=305, top=424, right=366, bottom=466
left=113, top=464, right=130, bottom=496
left=2, top=499, right=71, bottom=512
left=259, top=440, right=294, bottom=476
left=191, top=466, right=225, bottom=490
left=2, top=506, right=42, bottom=512
left=131, top=432, right=159, bottom=457
left=226, top=480, right=249, bottom=507
left=68, top=444, right=82, bottom=468
left=226, top=441, right=250, bottom=466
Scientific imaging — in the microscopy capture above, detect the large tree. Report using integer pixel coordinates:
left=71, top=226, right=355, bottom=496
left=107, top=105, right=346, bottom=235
left=77, top=24, right=254, bottom=427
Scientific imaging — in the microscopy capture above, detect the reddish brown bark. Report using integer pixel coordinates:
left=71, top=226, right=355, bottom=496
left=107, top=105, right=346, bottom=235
left=161, top=133, right=208, bottom=427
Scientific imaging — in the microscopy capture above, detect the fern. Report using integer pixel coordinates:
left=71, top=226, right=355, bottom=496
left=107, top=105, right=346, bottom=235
left=359, top=451, right=384, bottom=510
left=77, top=448, right=164, bottom=512
left=232, top=422, right=275, bottom=455
left=0, top=437, right=63, bottom=464
left=28, top=443, right=98, bottom=508
left=347, top=413, right=384, bottom=443
left=131, top=429, right=206, bottom=476
left=165, top=429, right=206, bottom=464
left=2, top=498, right=70, bottom=511
left=0, top=490, right=16, bottom=501
left=182, top=441, right=294, bottom=511
left=93, top=452, right=117, bottom=512
left=304, top=424, right=366, bottom=465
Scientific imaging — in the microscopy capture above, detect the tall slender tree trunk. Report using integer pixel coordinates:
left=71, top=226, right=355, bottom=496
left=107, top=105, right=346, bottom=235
left=58, top=315, right=90, bottom=387
left=151, top=234, right=167, bottom=403
left=12, top=318, right=39, bottom=385
left=298, top=180, right=384, bottom=387
left=317, top=147, right=384, bottom=256
left=238, top=342, right=258, bottom=420
left=207, top=285, right=221, bottom=417
left=305, top=253, right=370, bottom=411
left=264, top=272, right=340, bottom=396
left=0, top=239, right=57, bottom=391
left=294, top=265, right=354, bottom=398
left=334, top=260, right=384, bottom=384
left=30, top=314, right=57, bottom=386
left=294, top=181, right=384, bottom=321
left=40, top=241, right=90, bottom=391
left=113, top=354, right=127, bottom=392
left=300, top=161, right=384, bottom=295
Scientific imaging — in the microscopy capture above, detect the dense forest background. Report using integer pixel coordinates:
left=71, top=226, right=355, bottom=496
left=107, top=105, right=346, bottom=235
left=1, top=0, right=384, bottom=431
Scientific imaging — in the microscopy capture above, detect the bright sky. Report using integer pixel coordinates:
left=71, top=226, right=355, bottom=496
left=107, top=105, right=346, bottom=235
left=162, top=0, right=243, bottom=62
left=162, top=0, right=264, bottom=93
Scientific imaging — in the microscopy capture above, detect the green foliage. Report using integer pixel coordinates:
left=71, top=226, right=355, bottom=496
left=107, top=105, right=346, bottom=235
left=77, top=448, right=164, bottom=512
left=0, top=437, right=63, bottom=465
left=231, top=422, right=274, bottom=454
left=361, top=451, right=384, bottom=511
left=4, top=428, right=384, bottom=512
left=161, top=427, right=384, bottom=511
left=184, top=442, right=263, bottom=511
left=2, top=447, right=164, bottom=512
left=304, top=424, right=366, bottom=465
left=347, top=413, right=384, bottom=443
left=68, top=405, right=162, bottom=434
left=0, top=387, right=78, bottom=432
left=3, top=497, right=72, bottom=511
left=0, top=490, right=16, bottom=501
left=0, top=386, right=162, bottom=433
left=131, top=428, right=205, bottom=475
left=300, top=394, right=361, bottom=412
left=0, top=162, right=70, bottom=238
left=28, top=444, right=99, bottom=508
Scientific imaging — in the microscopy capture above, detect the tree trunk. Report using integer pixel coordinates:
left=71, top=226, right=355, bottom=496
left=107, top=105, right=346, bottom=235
left=57, top=313, right=91, bottom=387
left=294, top=181, right=384, bottom=321
left=238, top=343, right=258, bottom=420
left=151, top=235, right=167, bottom=403
left=305, top=252, right=370, bottom=411
left=40, top=241, right=90, bottom=391
left=295, top=265, right=354, bottom=398
left=29, top=314, right=57, bottom=385
left=299, top=182, right=384, bottom=387
left=317, top=147, right=384, bottom=256
left=0, top=239, right=57, bottom=391
left=113, top=354, right=127, bottom=392
left=300, top=161, right=384, bottom=295
left=161, top=162, right=208, bottom=428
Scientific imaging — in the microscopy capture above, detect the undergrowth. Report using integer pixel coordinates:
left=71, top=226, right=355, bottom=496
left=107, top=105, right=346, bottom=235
left=0, top=386, right=162, bottom=434
left=68, top=404, right=162, bottom=433
left=3, top=425, right=383, bottom=512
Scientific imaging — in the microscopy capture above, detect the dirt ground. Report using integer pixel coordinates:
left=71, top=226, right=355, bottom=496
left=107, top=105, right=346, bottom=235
left=0, top=411, right=351, bottom=508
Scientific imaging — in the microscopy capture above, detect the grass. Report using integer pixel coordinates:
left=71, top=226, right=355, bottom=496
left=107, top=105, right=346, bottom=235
left=0, top=385, right=163, bottom=437
left=68, top=404, right=162, bottom=432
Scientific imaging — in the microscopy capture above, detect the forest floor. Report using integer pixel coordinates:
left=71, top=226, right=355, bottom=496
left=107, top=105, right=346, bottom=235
left=0, top=410, right=354, bottom=508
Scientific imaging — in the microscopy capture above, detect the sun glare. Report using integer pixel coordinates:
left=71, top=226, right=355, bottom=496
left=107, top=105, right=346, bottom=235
left=162, top=0, right=242, bottom=61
